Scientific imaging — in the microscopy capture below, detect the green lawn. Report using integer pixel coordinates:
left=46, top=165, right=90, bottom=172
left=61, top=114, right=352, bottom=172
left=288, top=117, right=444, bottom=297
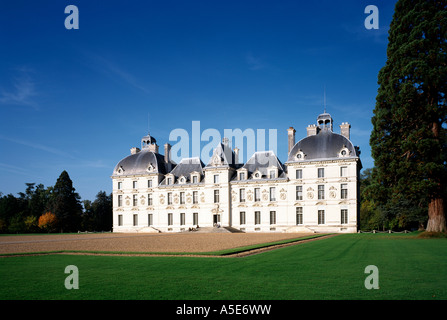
left=0, top=233, right=446, bottom=300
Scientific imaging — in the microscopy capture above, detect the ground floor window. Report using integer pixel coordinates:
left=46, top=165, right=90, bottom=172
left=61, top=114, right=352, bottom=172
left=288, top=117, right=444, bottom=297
left=318, top=210, right=325, bottom=224
left=255, top=211, right=261, bottom=225
left=168, top=213, right=173, bottom=226
left=341, top=209, right=348, bottom=224
left=240, top=211, right=246, bottom=225
left=133, top=214, right=138, bottom=226
left=118, top=214, right=123, bottom=226
left=148, top=214, right=153, bottom=226
left=296, top=207, right=303, bottom=225
left=180, top=212, right=185, bottom=225
left=193, top=212, right=198, bottom=226
left=270, top=211, right=276, bottom=225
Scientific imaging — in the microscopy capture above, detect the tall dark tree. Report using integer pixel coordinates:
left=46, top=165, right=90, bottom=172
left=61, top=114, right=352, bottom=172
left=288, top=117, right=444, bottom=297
left=370, top=0, right=447, bottom=232
left=47, top=170, right=82, bottom=232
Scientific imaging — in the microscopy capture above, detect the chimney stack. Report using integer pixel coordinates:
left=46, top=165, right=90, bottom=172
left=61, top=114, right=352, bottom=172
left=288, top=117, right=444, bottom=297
left=307, top=124, right=318, bottom=137
left=340, top=122, right=351, bottom=140
left=233, top=147, right=239, bottom=165
left=130, top=147, right=140, bottom=155
left=287, top=127, right=296, bottom=154
left=164, top=143, right=171, bottom=163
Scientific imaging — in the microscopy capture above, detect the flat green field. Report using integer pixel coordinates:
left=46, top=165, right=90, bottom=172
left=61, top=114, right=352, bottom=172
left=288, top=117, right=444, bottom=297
left=0, top=233, right=446, bottom=300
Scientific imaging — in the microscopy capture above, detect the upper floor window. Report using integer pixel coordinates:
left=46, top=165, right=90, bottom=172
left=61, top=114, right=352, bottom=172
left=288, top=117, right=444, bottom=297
left=240, top=172, right=245, bottom=180
left=193, top=175, right=198, bottom=184
left=180, top=192, right=185, bottom=204
left=270, top=187, right=276, bottom=201
left=214, top=175, right=219, bottom=184
left=240, top=189, right=246, bottom=202
left=193, top=191, right=198, bottom=204
left=318, top=185, right=325, bottom=200
left=340, top=167, right=347, bottom=177
left=214, top=190, right=220, bottom=203
left=318, top=168, right=325, bottom=178
left=341, top=184, right=348, bottom=199
left=118, top=182, right=122, bottom=190
left=167, top=177, right=172, bottom=185
left=147, top=180, right=152, bottom=188
left=133, top=181, right=138, bottom=189
left=296, top=169, right=302, bottom=179
left=254, top=188, right=260, bottom=202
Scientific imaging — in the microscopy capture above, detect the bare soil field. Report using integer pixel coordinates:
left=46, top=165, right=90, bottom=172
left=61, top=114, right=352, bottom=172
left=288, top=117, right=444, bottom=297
left=0, top=232, right=316, bottom=255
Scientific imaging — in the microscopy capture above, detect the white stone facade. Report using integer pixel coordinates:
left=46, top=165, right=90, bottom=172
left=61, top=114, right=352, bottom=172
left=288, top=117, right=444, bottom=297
left=112, top=113, right=361, bottom=233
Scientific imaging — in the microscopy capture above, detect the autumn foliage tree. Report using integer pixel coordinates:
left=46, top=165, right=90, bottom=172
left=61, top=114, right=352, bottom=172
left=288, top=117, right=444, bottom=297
left=38, top=212, right=58, bottom=232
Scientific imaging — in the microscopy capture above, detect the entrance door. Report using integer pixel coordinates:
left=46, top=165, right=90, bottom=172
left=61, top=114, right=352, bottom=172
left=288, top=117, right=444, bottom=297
left=213, top=214, right=220, bottom=226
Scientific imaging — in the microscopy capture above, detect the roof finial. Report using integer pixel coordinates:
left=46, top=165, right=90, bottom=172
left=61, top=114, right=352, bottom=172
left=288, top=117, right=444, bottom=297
left=324, top=85, right=327, bottom=114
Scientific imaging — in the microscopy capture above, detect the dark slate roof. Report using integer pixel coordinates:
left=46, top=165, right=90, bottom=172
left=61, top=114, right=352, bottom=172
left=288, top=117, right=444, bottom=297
left=287, top=130, right=358, bottom=162
left=241, top=151, right=286, bottom=179
left=169, top=157, right=205, bottom=180
left=112, top=149, right=174, bottom=176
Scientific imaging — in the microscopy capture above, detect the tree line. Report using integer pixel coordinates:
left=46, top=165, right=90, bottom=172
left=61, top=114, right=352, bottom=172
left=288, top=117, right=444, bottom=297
left=0, top=170, right=112, bottom=233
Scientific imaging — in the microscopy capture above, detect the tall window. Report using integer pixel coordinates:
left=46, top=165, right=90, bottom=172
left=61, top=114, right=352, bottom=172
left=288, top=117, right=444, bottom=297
left=118, top=195, right=122, bottom=207
left=270, top=187, right=276, bottom=201
left=193, top=175, right=198, bottom=184
left=133, top=214, right=138, bottom=226
left=296, top=186, right=303, bottom=200
left=148, top=214, right=153, bottom=226
left=341, top=209, right=348, bottom=224
left=296, top=207, right=303, bottom=225
left=318, top=168, right=325, bottom=178
left=214, top=190, right=219, bottom=203
left=167, top=177, right=172, bottom=185
left=269, top=171, right=276, bottom=179
left=318, top=185, right=325, bottom=200
left=255, top=211, right=261, bottom=225
left=167, top=192, right=172, bottom=205
left=148, top=193, right=153, bottom=206
left=133, top=181, right=138, bottom=189
left=296, top=169, right=302, bottom=179
left=180, top=213, right=185, bottom=226
left=168, top=213, right=173, bottom=226
left=118, top=214, right=123, bottom=226
left=148, top=180, right=152, bottom=188
left=341, top=184, right=348, bottom=199
left=240, top=189, right=245, bottom=202
left=318, top=210, right=325, bottom=224
left=193, top=213, right=198, bottom=225
left=270, top=211, right=276, bottom=225
left=214, top=175, right=219, bottom=184
left=240, top=172, right=245, bottom=180
left=118, top=182, right=122, bottom=190
left=240, top=211, right=246, bottom=225
left=193, top=191, right=198, bottom=204
left=255, top=188, right=260, bottom=202
left=340, top=167, right=347, bottom=177
left=133, top=194, right=138, bottom=206
left=180, top=192, right=185, bottom=204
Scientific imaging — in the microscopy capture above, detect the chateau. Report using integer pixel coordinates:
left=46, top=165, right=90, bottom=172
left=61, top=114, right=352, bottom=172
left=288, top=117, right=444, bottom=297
left=111, top=112, right=362, bottom=233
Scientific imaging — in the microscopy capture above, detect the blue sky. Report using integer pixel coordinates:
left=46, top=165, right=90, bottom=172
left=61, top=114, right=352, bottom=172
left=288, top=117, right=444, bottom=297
left=0, top=0, right=397, bottom=201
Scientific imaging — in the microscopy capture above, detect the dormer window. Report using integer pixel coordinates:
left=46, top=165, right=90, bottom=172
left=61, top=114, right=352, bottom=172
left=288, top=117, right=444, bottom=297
left=253, top=170, right=262, bottom=179
left=296, top=149, right=305, bottom=160
left=179, top=176, right=186, bottom=184
left=167, top=177, right=172, bottom=185
left=240, top=172, right=245, bottom=180
left=339, top=146, right=350, bottom=158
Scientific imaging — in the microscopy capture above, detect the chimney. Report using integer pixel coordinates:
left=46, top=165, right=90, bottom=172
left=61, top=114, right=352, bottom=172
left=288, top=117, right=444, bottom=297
left=130, top=147, right=140, bottom=155
left=287, top=127, right=296, bottom=153
left=307, top=124, right=318, bottom=137
left=233, top=147, right=239, bottom=165
left=164, top=143, right=171, bottom=163
left=340, top=122, right=351, bottom=140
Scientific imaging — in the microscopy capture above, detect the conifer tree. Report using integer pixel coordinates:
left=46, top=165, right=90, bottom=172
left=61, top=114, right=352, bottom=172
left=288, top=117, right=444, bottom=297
left=370, top=0, right=447, bottom=232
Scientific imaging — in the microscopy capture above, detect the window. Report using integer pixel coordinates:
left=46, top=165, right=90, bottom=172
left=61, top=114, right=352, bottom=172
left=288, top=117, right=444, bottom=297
left=133, top=181, right=138, bottom=189
left=269, top=171, right=276, bottom=179
left=270, top=187, right=276, bottom=201
left=240, top=211, right=246, bottom=225
left=318, top=168, right=325, bottom=178
left=118, top=182, right=122, bottom=190
left=255, top=211, right=261, bottom=225
left=118, top=195, right=122, bottom=207
left=148, top=193, right=153, bottom=206
left=180, top=213, right=185, bottom=226
left=214, top=190, right=219, bottom=203
left=193, top=175, right=198, bottom=184
left=296, top=186, right=303, bottom=200
left=270, top=211, right=276, bottom=225
left=193, top=191, right=198, bottom=204
left=148, top=180, right=152, bottom=188
left=118, top=214, right=123, bottom=226
left=240, top=189, right=245, bottom=202
left=341, top=209, right=348, bottom=224
left=133, top=214, right=138, bottom=226
left=296, top=169, right=302, bottom=179
left=240, top=172, right=245, bottom=180
left=255, top=188, right=260, bottom=202
left=133, top=194, right=138, bottom=206
left=180, top=192, right=185, bottom=204
left=318, top=210, right=325, bottom=224
left=167, top=192, right=172, bottom=205
left=318, top=185, right=325, bottom=200
left=341, top=184, right=348, bottom=199
left=296, top=207, right=303, bottom=225
left=168, top=213, right=173, bottom=226
left=148, top=214, right=153, bottom=226
left=214, top=175, right=219, bottom=184
left=167, top=177, right=172, bottom=185
left=193, top=213, right=199, bottom=225
left=340, top=167, right=347, bottom=177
